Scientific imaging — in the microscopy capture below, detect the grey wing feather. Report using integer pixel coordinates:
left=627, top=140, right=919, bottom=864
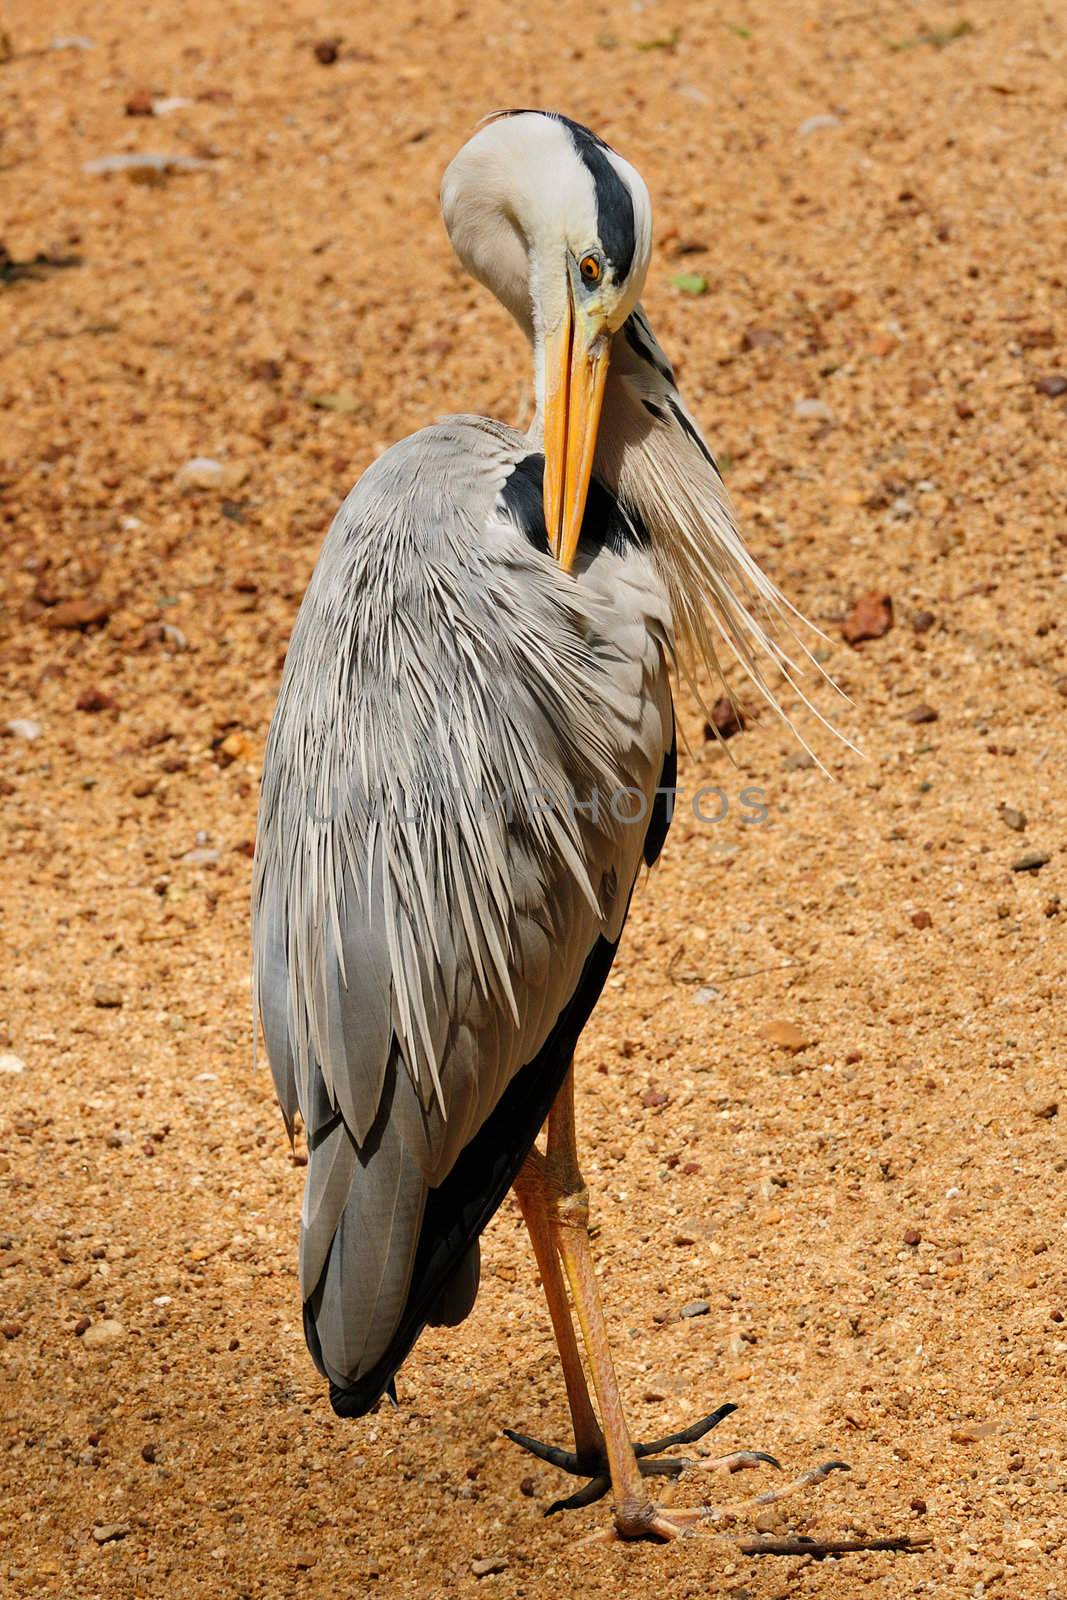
left=253, top=416, right=673, bottom=1389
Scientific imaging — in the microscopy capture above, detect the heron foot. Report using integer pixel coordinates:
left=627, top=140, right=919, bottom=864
left=504, top=1401, right=780, bottom=1518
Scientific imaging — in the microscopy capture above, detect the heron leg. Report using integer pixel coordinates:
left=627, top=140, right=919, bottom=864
left=541, top=1063, right=705, bottom=1539
left=512, top=1147, right=605, bottom=1464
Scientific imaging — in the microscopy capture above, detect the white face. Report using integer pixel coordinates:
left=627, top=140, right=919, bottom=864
left=441, top=111, right=653, bottom=343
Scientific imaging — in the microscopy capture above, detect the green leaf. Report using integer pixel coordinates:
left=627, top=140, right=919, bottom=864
left=671, top=273, right=708, bottom=296
left=635, top=27, right=680, bottom=51
left=888, top=19, right=974, bottom=51
left=926, top=19, right=974, bottom=46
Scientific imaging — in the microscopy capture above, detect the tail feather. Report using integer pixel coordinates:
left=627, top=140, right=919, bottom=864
left=301, top=1059, right=429, bottom=1389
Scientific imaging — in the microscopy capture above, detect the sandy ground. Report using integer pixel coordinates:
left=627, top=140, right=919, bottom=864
left=1, top=1, right=1065, bottom=1595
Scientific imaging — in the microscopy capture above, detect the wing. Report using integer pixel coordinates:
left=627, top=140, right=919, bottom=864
left=253, top=417, right=674, bottom=1407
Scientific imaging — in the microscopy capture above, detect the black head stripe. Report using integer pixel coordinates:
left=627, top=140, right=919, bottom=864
left=555, top=115, right=636, bottom=284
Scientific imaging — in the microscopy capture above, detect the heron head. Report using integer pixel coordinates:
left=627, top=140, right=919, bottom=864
left=441, top=111, right=652, bottom=571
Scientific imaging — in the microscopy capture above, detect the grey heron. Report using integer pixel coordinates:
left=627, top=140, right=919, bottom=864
left=253, top=110, right=825, bottom=1541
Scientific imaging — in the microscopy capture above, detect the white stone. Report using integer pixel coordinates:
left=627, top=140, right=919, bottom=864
left=175, top=455, right=227, bottom=489
left=797, top=113, right=841, bottom=137
left=794, top=397, right=834, bottom=422
left=82, top=1318, right=126, bottom=1348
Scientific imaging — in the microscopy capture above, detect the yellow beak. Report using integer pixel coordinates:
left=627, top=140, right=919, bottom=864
left=542, top=296, right=610, bottom=573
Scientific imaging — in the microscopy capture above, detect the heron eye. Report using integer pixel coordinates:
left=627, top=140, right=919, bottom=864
left=579, top=254, right=601, bottom=284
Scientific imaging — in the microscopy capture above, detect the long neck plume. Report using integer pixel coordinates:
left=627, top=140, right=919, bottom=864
left=594, top=307, right=836, bottom=743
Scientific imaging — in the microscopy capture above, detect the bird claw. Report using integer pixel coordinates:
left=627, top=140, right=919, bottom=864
left=754, top=1458, right=850, bottom=1506
left=504, top=1403, right=774, bottom=1515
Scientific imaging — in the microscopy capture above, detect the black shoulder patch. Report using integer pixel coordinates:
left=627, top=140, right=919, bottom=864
left=497, top=453, right=548, bottom=554
left=498, top=453, right=650, bottom=558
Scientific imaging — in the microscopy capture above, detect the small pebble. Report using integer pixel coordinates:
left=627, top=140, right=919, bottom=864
left=93, top=984, right=124, bottom=1009
left=905, top=703, right=939, bottom=725
left=1012, top=851, right=1050, bottom=873
left=910, top=910, right=933, bottom=929
left=314, top=38, right=340, bottom=64
left=842, top=592, right=893, bottom=645
left=84, top=152, right=209, bottom=177
left=76, top=687, right=116, bottom=713
left=471, top=1556, right=508, bottom=1577
left=43, top=598, right=110, bottom=629
left=704, top=694, right=746, bottom=740
left=141, top=1443, right=157, bottom=1463
left=912, top=609, right=936, bottom=633
left=794, top=396, right=833, bottom=422
left=998, top=804, right=1027, bottom=833
left=5, top=718, right=41, bottom=740
left=125, top=89, right=155, bottom=116
left=175, top=456, right=227, bottom=490
left=82, top=1318, right=125, bottom=1348
left=0, top=1053, right=26, bottom=1074
left=217, top=730, right=253, bottom=765
left=758, top=1019, right=811, bottom=1052
left=92, top=1523, right=130, bottom=1545
left=680, top=1299, right=710, bottom=1318
left=741, top=326, right=778, bottom=351
left=1035, top=374, right=1067, bottom=398
left=797, top=113, right=841, bottom=137
left=903, top=1228, right=921, bottom=1246
left=950, top=1420, right=1000, bottom=1443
